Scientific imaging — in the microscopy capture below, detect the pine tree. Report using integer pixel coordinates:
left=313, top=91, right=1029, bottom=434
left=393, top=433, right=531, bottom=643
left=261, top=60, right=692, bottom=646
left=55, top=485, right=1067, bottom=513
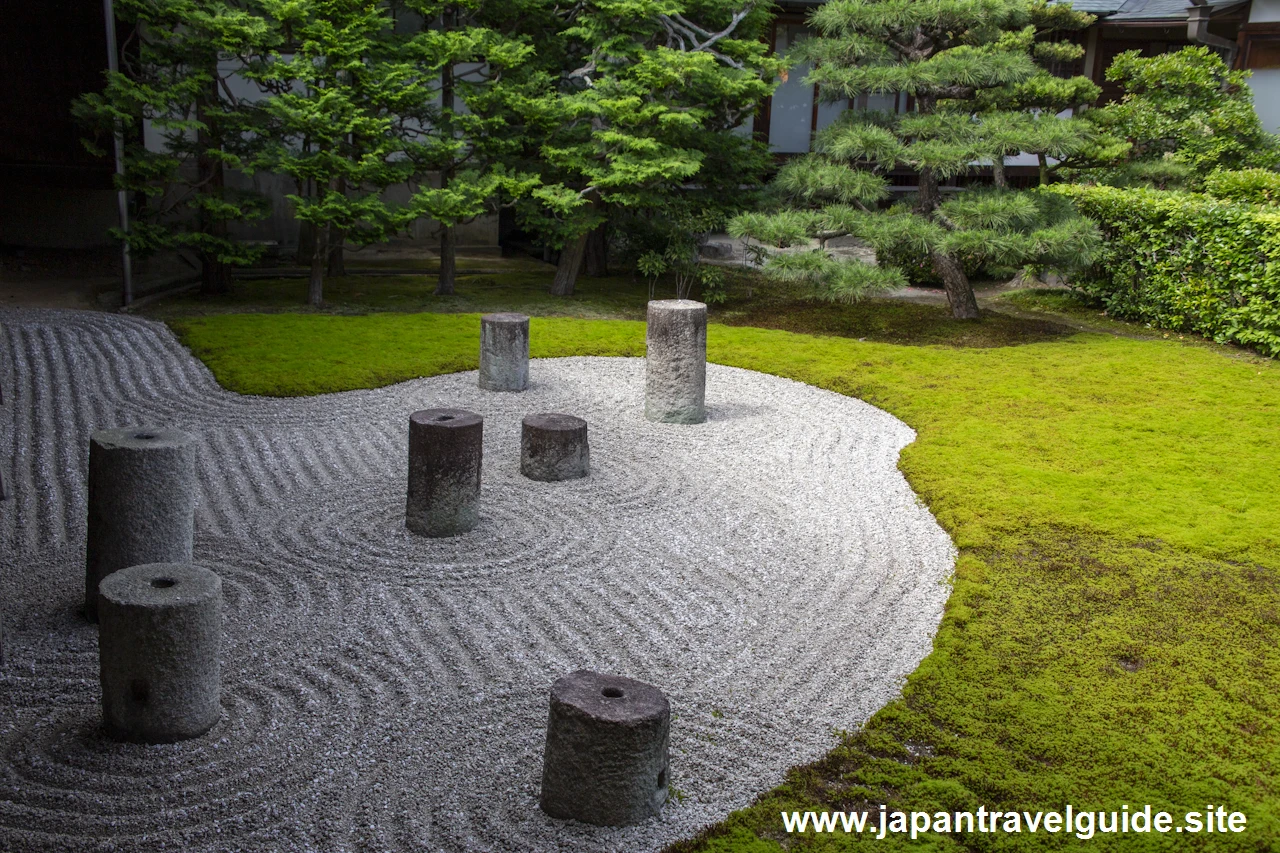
left=73, top=0, right=274, bottom=295
left=393, top=0, right=545, bottom=295
left=506, top=0, right=779, bottom=297
left=729, top=0, right=1100, bottom=319
left=246, top=0, right=422, bottom=307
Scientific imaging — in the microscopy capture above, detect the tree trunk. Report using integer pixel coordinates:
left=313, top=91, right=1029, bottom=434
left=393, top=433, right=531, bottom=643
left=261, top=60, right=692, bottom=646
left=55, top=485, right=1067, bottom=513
left=931, top=250, right=979, bottom=319
left=916, top=167, right=942, bottom=215
left=584, top=222, right=608, bottom=276
left=437, top=225, right=457, bottom=295
left=1038, top=153, right=1050, bottom=186
left=435, top=17, right=457, bottom=297
left=309, top=224, right=327, bottom=308
left=196, top=77, right=231, bottom=295
left=327, top=230, right=346, bottom=277
left=297, top=200, right=315, bottom=263
left=327, top=177, right=347, bottom=277
left=992, top=157, right=1007, bottom=189
left=551, top=232, right=589, bottom=296
left=200, top=254, right=230, bottom=294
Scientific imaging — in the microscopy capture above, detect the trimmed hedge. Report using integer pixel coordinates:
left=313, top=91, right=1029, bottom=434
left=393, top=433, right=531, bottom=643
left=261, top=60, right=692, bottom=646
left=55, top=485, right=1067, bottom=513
left=1203, top=167, right=1280, bottom=206
left=1051, top=183, right=1280, bottom=355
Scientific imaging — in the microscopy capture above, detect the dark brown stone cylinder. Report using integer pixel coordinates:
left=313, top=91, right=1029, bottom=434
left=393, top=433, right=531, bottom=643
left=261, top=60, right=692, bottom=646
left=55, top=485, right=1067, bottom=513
left=406, top=408, right=483, bottom=537
left=540, top=670, right=670, bottom=826
left=521, top=414, right=589, bottom=481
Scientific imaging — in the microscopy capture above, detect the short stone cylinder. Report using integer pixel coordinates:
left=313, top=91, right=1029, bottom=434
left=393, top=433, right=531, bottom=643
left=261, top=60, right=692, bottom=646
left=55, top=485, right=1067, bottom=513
left=645, top=300, right=707, bottom=424
left=98, top=563, right=223, bottom=743
left=521, top=414, right=589, bottom=482
left=479, top=313, right=530, bottom=392
left=406, top=408, right=483, bottom=537
left=86, top=428, right=197, bottom=622
left=540, top=670, right=670, bottom=826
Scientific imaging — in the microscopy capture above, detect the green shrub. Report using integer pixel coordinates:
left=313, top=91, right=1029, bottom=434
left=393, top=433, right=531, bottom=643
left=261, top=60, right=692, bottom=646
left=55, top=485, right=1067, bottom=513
left=1203, top=168, right=1280, bottom=206
left=1051, top=183, right=1280, bottom=355
left=1079, top=47, right=1280, bottom=180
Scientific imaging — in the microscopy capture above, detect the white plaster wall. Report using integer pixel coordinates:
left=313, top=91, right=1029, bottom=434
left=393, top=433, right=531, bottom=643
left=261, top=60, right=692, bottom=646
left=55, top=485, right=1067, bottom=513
left=1249, top=70, right=1280, bottom=133
left=1250, top=0, right=1280, bottom=22
left=770, top=25, right=816, bottom=153
left=1246, top=0, right=1280, bottom=132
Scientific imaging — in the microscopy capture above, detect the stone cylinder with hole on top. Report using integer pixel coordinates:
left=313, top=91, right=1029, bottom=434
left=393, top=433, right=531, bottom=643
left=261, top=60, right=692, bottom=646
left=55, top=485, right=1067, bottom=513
left=406, top=408, right=483, bottom=537
left=85, top=428, right=196, bottom=623
left=539, top=669, right=670, bottom=826
left=521, top=414, right=589, bottom=482
left=479, top=312, right=530, bottom=391
left=645, top=299, right=707, bottom=424
left=98, top=562, right=222, bottom=743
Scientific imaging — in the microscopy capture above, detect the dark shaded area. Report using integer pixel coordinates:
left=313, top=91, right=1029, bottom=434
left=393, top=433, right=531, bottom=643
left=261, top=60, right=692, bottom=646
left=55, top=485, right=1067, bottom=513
left=0, top=245, right=122, bottom=280
left=719, top=298, right=1076, bottom=348
left=0, top=1, right=114, bottom=187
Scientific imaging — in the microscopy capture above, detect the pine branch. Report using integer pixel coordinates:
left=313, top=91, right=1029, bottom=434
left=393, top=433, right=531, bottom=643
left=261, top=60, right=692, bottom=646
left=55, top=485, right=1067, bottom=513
left=566, top=60, right=597, bottom=85
left=657, top=6, right=753, bottom=69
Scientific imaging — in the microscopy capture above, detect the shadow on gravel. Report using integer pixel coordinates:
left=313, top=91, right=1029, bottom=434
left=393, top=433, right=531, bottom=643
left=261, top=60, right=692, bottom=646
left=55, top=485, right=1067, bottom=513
left=719, top=298, right=1077, bottom=348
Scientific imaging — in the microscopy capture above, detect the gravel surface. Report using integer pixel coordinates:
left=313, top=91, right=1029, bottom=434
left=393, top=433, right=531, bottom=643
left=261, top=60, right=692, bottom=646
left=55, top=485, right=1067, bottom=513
left=0, top=308, right=955, bottom=853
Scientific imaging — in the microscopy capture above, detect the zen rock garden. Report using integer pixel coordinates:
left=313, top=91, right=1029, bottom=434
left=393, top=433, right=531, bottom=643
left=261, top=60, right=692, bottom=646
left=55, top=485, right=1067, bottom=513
left=47, top=308, right=702, bottom=824
left=0, top=304, right=954, bottom=852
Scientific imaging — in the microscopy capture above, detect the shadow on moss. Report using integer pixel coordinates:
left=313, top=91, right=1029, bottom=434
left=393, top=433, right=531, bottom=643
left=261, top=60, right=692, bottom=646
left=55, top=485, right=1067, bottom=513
left=719, top=299, right=1076, bottom=348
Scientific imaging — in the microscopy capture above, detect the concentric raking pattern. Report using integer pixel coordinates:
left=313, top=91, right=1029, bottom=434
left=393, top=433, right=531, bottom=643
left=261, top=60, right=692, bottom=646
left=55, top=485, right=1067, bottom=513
left=0, top=308, right=955, bottom=852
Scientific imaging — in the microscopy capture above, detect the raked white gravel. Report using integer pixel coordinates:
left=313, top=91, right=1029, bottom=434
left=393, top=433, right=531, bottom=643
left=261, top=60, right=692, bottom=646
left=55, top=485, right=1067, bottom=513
left=0, top=308, right=955, bottom=852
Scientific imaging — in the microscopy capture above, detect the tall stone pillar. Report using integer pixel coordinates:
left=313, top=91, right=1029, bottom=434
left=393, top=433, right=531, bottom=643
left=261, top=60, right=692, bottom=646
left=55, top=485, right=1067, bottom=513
left=645, top=300, right=707, bottom=424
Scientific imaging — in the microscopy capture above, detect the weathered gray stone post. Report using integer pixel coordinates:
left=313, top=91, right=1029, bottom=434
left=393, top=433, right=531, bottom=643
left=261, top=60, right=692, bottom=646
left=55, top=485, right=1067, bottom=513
left=479, top=313, right=530, bottom=391
left=540, top=670, right=670, bottom=826
left=645, top=300, right=707, bottom=424
left=85, top=428, right=196, bottom=622
left=406, top=408, right=483, bottom=537
left=99, top=563, right=223, bottom=743
left=521, top=414, right=589, bottom=482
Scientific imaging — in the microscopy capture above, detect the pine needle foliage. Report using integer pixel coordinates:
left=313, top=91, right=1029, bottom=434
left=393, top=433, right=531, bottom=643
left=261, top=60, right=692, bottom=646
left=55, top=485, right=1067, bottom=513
left=72, top=0, right=276, bottom=295
left=501, top=0, right=781, bottom=297
left=1069, top=46, right=1280, bottom=189
left=730, top=0, right=1101, bottom=318
left=390, top=0, right=547, bottom=296
left=245, top=0, right=425, bottom=307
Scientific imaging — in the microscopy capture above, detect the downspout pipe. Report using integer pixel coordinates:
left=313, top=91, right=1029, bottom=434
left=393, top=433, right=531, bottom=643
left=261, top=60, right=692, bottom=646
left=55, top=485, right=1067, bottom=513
left=1188, top=0, right=1240, bottom=68
left=103, top=0, right=134, bottom=307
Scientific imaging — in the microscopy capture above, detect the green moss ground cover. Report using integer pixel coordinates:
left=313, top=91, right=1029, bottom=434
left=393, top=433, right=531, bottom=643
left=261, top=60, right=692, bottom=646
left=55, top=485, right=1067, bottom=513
left=719, top=300, right=1075, bottom=348
left=171, top=306, right=1280, bottom=850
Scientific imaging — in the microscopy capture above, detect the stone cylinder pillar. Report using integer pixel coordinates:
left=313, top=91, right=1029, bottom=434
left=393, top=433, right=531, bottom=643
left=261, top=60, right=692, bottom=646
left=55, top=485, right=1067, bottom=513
left=521, top=414, right=589, bottom=482
left=479, top=313, right=530, bottom=392
left=99, top=563, right=223, bottom=743
left=85, top=427, right=197, bottom=622
left=540, top=670, right=670, bottom=826
left=645, top=300, right=707, bottom=424
left=406, top=408, right=483, bottom=537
